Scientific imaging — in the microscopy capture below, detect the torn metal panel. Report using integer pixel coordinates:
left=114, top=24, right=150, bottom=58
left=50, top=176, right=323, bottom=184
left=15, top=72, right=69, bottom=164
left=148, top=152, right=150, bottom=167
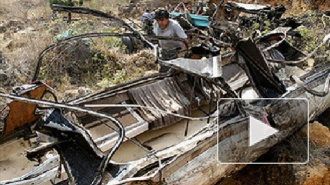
left=0, top=82, right=48, bottom=140
left=210, top=2, right=287, bottom=43
left=227, top=1, right=272, bottom=12
left=0, top=92, right=126, bottom=185
left=291, top=74, right=330, bottom=97
left=126, top=75, right=216, bottom=129
left=25, top=108, right=124, bottom=185
left=263, top=40, right=306, bottom=62
left=225, top=1, right=286, bottom=19
left=260, top=33, right=330, bottom=66
left=256, top=27, right=291, bottom=44
left=32, top=109, right=105, bottom=184
left=1, top=166, right=59, bottom=185
left=160, top=57, right=223, bottom=79
left=190, top=43, right=221, bottom=57
left=255, top=27, right=307, bottom=62
left=236, top=38, right=286, bottom=98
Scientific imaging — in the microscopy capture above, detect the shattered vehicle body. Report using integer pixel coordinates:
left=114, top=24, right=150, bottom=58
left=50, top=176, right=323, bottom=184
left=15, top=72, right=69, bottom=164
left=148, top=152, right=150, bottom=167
left=0, top=3, right=330, bottom=185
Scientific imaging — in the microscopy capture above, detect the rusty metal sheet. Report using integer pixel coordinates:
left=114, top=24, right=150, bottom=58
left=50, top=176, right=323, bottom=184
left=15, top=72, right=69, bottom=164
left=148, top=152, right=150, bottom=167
left=1, top=84, right=47, bottom=138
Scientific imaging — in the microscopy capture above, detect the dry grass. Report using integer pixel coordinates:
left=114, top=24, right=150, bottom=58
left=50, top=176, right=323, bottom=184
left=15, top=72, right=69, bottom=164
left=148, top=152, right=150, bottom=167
left=0, top=0, right=54, bottom=87
left=0, top=0, right=156, bottom=95
left=0, top=0, right=51, bottom=21
left=0, top=0, right=327, bottom=95
left=83, top=0, right=130, bottom=13
left=1, top=24, right=53, bottom=86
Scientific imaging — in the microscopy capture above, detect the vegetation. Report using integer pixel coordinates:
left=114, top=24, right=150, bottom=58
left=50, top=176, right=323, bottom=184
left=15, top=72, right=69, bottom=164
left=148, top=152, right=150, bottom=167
left=0, top=0, right=328, bottom=96
left=0, top=0, right=156, bottom=97
left=49, top=0, right=85, bottom=7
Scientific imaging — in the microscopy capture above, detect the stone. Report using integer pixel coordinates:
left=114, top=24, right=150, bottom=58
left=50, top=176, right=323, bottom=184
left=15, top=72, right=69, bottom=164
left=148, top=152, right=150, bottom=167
left=6, top=20, right=22, bottom=28
left=2, top=40, right=13, bottom=50
left=299, top=121, right=330, bottom=147
left=0, top=51, right=3, bottom=62
left=0, top=69, right=8, bottom=83
left=0, top=25, right=6, bottom=33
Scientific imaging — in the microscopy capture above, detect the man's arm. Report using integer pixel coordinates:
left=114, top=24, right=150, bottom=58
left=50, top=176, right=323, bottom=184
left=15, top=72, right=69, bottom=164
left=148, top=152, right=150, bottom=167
left=173, top=21, right=188, bottom=50
left=182, top=38, right=189, bottom=50
left=196, top=7, right=202, bottom=15
left=153, top=21, right=158, bottom=35
left=196, top=2, right=203, bottom=15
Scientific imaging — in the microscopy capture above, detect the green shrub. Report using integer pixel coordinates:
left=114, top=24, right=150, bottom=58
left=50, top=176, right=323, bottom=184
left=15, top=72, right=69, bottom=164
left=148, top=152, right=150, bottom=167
left=49, top=0, right=74, bottom=7
left=49, top=0, right=88, bottom=7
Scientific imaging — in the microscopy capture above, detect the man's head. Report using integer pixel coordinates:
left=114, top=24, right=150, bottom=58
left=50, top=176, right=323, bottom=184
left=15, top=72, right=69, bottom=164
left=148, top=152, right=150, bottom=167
left=154, top=8, right=170, bottom=29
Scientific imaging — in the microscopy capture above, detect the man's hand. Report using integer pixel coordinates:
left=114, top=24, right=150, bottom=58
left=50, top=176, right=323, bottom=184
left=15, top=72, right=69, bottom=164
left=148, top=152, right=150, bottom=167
left=182, top=38, right=189, bottom=50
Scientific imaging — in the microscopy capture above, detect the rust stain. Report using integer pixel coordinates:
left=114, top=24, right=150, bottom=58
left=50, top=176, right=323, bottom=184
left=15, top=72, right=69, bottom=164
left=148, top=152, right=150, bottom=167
left=2, top=85, right=47, bottom=137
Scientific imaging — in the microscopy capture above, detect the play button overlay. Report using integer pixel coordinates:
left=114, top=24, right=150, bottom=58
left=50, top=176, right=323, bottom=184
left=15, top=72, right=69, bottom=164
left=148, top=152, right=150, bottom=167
left=217, top=98, right=309, bottom=164
left=249, top=116, right=278, bottom=147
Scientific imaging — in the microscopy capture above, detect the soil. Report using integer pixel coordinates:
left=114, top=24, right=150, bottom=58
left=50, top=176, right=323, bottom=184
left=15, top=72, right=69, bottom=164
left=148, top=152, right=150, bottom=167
left=0, top=139, right=39, bottom=181
left=304, top=164, right=330, bottom=185
left=300, top=121, right=330, bottom=148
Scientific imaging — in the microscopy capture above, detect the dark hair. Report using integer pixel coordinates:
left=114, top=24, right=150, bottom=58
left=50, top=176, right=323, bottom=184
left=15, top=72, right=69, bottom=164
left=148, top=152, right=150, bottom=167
left=146, top=9, right=150, bottom=13
left=154, top=8, right=169, bottom=20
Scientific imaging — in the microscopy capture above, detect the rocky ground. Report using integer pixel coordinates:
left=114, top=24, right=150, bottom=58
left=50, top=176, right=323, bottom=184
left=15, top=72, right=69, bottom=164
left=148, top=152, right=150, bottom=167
left=0, top=0, right=329, bottom=184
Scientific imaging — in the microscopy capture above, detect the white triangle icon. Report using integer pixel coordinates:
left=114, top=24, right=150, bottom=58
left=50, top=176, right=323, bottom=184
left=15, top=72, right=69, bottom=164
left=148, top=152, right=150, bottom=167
left=249, top=116, right=278, bottom=147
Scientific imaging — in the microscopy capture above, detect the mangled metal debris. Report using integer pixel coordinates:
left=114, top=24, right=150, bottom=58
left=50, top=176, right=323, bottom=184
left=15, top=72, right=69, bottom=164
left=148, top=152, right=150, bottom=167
left=0, top=2, right=330, bottom=185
